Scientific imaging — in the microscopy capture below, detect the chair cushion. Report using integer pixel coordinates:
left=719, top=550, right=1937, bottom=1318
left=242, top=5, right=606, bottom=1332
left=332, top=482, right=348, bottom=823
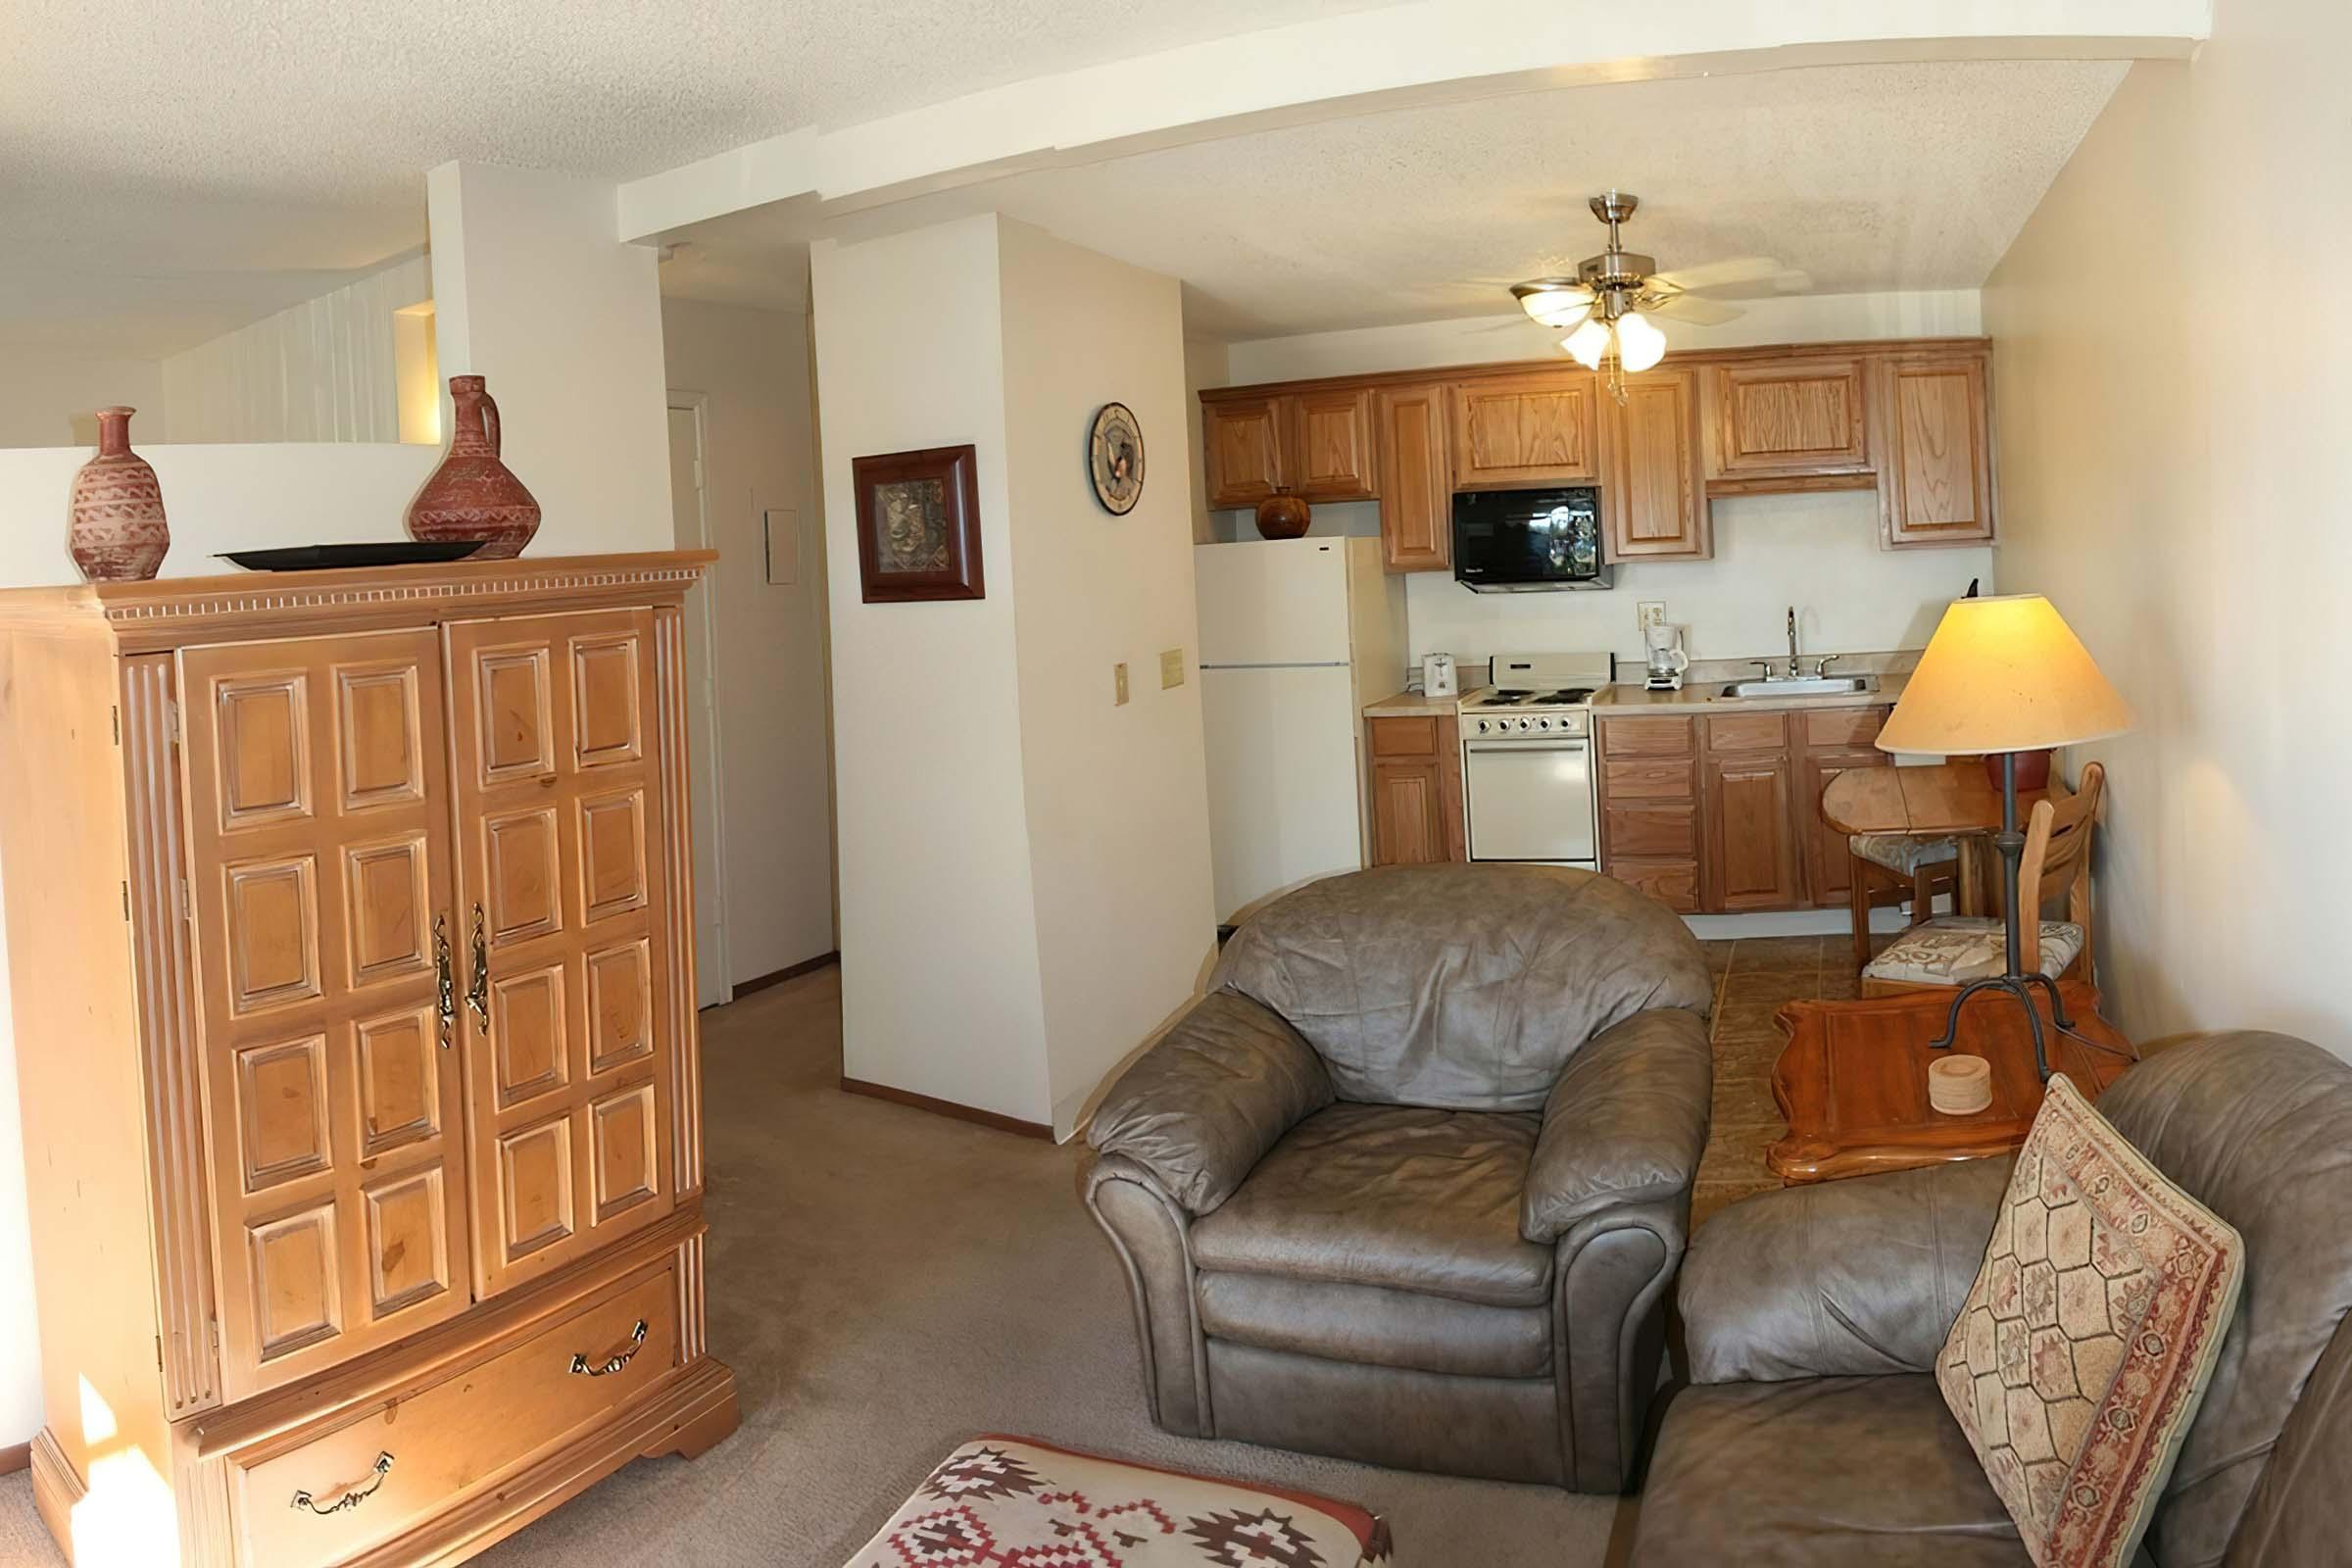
left=1936, top=1074, right=2244, bottom=1568
left=1189, top=1102, right=1552, bottom=1308
left=1195, top=1270, right=1551, bottom=1378
left=1632, top=1375, right=2032, bottom=1567
left=1864, top=916, right=2085, bottom=986
left=1210, top=863, right=1714, bottom=1110
left=1853, top=832, right=1964, bottom=874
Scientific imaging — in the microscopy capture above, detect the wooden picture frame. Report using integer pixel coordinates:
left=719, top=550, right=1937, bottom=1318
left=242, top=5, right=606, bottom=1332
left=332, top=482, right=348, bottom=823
left=852, top=444, right=985, bottom=603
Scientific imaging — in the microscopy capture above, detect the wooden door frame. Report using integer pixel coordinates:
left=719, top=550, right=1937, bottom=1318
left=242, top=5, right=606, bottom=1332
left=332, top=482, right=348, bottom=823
left=665, top=392, right=733, bottom=1008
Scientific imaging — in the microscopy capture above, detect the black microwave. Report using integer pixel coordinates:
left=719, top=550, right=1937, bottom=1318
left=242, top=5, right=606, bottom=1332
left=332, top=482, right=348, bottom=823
left=1451, top=487, right=1610, bottom=592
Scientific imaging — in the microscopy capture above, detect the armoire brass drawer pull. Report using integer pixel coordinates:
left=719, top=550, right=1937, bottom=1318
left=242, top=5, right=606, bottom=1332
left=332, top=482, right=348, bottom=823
left=466, top=902, right=491, bottom=1033
left=290, top=1451, right=393, bottom=1515
left=433, top=914, right=456, bottom=1050
left=569, top=1319, right=649, bottom=1378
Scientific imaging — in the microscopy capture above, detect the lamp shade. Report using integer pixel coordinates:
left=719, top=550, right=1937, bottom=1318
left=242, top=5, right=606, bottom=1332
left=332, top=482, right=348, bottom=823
left=1877, top=593, right=2132, bottom=757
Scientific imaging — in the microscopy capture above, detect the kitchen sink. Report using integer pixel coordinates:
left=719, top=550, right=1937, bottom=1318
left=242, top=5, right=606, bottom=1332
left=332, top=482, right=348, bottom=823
left=1718, top=675, right=1881, bottom=699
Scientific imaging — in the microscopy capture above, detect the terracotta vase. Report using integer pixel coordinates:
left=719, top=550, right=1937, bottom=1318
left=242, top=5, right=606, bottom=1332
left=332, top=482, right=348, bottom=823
left=407, top=374, right=542, bottom=560
left=1254, top=486, right=1311, bottom=540
left=68, top=406, right=170, bottom=581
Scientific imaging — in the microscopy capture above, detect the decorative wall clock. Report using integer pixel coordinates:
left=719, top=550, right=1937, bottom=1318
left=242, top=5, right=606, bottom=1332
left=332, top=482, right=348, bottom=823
left=1088, top=402, right=1145, bottom=515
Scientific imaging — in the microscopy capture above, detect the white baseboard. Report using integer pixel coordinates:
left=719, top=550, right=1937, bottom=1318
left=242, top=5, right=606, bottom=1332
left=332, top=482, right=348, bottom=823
left=1683, top=904, right=1937, bottom=941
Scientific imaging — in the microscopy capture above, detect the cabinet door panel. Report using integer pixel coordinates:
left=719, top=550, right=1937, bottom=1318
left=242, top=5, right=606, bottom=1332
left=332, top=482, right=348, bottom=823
left=1798, top=747, right=1890, bottom=906
left=1292, top=387, right=1376, bottom=502
left=1370, top=761, right=1446, bottom=866
left=1709, top=359, right=1869, bottom=479
left=1703, top=756, right=1802, bottom=911
left=1882, top=356, right=1994, bottom=545
left=1375, top=383, right=1452, bottom=572
left=180, top=631, right=469, bottom=1398
left=1451, top=373, right=1598, bottom=489
left=447, top=610, right=677, bottom=1298
left=1603, top=368, right=1710, bottom=560
left=1204, top=398, right=1286, bottom=508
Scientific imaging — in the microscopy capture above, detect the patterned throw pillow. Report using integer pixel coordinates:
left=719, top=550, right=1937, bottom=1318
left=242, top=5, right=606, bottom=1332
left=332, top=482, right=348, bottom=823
left=1936, top=1074, right=2243, bottom=1568
left=845, top=1435, right=1392, bottom=1566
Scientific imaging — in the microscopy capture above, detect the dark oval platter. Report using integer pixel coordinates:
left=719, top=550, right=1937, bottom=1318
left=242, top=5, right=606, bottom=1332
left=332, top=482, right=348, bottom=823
left=218, top=542, right=488, bottom=572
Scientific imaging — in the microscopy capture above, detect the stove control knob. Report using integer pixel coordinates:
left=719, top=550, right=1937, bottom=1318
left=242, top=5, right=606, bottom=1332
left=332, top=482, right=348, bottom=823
left=1537, top=716, right=1550, bottom=730
left=1475, top=718, right=1489, bottom=734
left=1517, top=717, right=1532, bottom=731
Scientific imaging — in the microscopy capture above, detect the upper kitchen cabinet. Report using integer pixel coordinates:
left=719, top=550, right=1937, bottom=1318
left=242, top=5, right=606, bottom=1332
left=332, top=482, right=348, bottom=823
left=1706, top=357, right=1871, bottom=490
left=1374, top=382, right=1451, bottom=572
left=1878, top=352, right=1995, bottom=547
left=1203, top=395, right=1288, bottom=508
left=1289, top=386, right=1378, bottom=502
left=1601, top=367, right=1709, bottom=561
left=1449, top=370, right=1598, bottom=490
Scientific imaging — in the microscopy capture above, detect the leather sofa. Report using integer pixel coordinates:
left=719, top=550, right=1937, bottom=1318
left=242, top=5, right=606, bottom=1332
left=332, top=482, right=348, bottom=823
left=1085, top=863, right=1714, bottom=1493
left=1631, top=1031, right=2352, bottom=1566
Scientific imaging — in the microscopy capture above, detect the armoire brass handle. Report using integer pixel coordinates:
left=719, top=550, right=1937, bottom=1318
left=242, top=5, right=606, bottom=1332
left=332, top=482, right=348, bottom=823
left=466, top=902, right=491, bottom=1033
left=569, top=1320, right=648, bottom=1378
left=290, top=1451, right=393, bottom=1515
left=432, top=914, right=455, bottom=1051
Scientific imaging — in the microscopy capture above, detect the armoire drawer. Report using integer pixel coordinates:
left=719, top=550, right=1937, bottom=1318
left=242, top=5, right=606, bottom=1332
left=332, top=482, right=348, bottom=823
left=227, top=1260, right=681, bottom=1568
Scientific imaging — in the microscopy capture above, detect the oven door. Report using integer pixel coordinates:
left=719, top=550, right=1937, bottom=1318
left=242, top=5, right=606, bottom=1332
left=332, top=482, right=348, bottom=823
left=1464, top=737, right=1596, bottom=864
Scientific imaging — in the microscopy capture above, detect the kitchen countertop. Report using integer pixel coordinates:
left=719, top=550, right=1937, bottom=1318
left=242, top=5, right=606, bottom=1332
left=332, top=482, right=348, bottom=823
left=1362, top=690, right=1464, bottom=717
left=1591, top=671, right=1909, bottom=714
left=1364, top=673, right=1907, bottom=718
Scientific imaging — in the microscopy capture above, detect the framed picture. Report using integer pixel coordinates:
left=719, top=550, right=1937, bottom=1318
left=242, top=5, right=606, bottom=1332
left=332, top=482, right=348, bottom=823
left=852, top=444, right=984, bottom=603
left=1088, top=402, right=1145, bottom=514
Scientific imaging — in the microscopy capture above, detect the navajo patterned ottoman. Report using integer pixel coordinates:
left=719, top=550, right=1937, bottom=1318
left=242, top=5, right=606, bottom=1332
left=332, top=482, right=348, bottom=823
left=845, top=1435, right=1393, bottom=1566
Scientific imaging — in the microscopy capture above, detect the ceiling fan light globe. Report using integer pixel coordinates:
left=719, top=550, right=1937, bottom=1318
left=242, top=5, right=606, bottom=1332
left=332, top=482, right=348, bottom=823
left=1561, top=318, right=1609, bottom=369
left=1516, top=284, right=1591, bottom=329
left=1617, top=311, right=1667, bottom=372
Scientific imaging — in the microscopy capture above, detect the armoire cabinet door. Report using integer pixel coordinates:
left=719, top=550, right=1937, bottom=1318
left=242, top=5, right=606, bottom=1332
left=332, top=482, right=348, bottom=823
left=180, top=631, right=471, bottom=1399
left=445, top=610, right=678, bottom=1298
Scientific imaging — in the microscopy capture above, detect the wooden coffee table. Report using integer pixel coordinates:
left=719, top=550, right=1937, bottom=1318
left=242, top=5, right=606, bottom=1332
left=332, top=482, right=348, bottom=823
left=1767, top=980, right=2136, bottom=1184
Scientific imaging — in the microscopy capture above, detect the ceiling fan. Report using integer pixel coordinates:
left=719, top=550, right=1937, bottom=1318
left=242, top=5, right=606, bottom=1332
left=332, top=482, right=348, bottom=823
left=1505, top=192, right=1801, bottom=397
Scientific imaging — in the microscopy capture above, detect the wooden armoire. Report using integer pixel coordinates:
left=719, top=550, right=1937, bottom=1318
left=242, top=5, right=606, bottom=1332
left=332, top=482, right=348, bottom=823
left=0, top=553, right=738, bottom=1566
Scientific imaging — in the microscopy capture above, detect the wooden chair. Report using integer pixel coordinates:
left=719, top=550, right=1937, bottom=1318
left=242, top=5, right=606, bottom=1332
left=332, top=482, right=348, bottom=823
left=1860, top=761, right=2103, bottom=998
left=1844, top=834, right=1966, bottom=972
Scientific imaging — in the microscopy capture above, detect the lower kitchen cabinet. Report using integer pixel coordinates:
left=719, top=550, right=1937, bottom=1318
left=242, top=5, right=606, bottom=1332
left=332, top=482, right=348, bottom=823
left=1597, top=703, right=1892, bottom=914
left=1367, top=714, right=1465, bottom=865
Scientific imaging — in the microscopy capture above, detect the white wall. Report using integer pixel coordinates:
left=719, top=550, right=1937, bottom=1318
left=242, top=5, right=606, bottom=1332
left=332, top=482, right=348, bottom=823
left=161, top=252, right=431, bottom=445
left=660, top=298, right=838, bottom=982
left=813, top=215, right=1054, bottom=1126
left=1984, top=16, right=2352, bottom=1053
left=428, top=162, right=672, bottom=555
left=0, top=346, right=167, bottom=449
left=1215, top=290, right=1996, bottom=669
left=813, top=213, right=1215, bottom=1135
left=998, top=220, right=1216, bottom=1134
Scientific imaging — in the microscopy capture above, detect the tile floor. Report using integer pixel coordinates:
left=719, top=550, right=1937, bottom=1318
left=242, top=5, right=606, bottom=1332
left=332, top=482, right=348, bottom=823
left=1690, top=932, right=1882, bottom=1228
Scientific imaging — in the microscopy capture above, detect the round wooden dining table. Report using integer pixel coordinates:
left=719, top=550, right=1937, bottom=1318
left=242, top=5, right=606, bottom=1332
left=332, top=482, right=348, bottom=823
left=1820, top=760, right=2060, bottom=913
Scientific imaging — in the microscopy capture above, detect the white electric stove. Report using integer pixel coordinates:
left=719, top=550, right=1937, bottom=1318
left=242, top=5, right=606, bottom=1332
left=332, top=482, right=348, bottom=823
left=1458, top=652, right=1615, bottom=866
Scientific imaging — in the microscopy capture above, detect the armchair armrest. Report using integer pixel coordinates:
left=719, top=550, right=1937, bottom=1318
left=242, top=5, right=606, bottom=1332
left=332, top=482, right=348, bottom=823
left=1681, top=1153, right=2013, bottom=1384
left=1086, top=991, right=1333, bottom=1215
left=1520, top=1007, right=1712, bottom=1245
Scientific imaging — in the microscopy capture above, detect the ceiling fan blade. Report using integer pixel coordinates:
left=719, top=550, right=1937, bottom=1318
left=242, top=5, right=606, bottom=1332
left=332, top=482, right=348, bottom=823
left=1645, top=256, right=1788, bottom=293
left=1644, top=291, right=1743, bottom=326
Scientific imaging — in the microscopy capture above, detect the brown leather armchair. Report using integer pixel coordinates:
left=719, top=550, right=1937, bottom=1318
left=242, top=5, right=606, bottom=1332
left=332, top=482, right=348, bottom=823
left=1632, top=1031, right=2352, bottom=1567
left=1085, top=863, right=1714, bottom=1494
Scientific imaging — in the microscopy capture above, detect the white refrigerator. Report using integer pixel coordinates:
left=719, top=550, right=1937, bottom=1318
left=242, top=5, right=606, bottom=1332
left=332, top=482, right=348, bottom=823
left=1196, top=536, right=1406, bottom=923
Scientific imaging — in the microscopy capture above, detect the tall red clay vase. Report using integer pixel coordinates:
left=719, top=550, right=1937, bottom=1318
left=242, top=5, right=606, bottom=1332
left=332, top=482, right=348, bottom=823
left=407, top=374, right=542, bottom=560
left=68, top=406, right=170, bottom=581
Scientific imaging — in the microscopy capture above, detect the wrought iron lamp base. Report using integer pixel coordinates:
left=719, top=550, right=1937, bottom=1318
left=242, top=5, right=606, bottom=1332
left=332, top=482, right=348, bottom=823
left=1927, top=971, right=2075, bottom=1082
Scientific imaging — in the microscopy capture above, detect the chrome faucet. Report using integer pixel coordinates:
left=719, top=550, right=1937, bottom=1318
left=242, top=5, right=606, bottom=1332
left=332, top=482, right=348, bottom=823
left=1786, top=608, right=1799, bottom=676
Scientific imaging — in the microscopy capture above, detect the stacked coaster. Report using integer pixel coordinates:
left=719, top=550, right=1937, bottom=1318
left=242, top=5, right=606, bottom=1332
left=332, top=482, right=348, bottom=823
left=1928, top=1054, right=1993, bottom=1114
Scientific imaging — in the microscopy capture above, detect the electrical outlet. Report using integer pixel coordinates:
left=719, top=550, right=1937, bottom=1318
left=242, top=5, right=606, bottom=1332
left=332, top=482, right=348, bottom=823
left=1113, top=662, right=1130, bottom=706
left=1637, top=601, right=1668, bottom=632
left=1160, top=649, right=1185, bottom=689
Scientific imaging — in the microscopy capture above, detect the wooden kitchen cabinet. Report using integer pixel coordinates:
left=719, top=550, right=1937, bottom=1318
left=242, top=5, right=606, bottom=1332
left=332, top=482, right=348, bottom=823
left=1374, top=382, right=1452, bottom=572
left=1204, top=396, right=1288, bottom=508
left=1706, top=357, right=1871, bottom=489
left=1367, top=713, right=1464, bottom=864
left=1701, top=712, right=1802, bottom=911
left=1602, top=367, right=1710, bottom=561
left=1593, top=714, right=1701, bottom=913
left=1794, top=706, right=1893, bottom=907
left=1290, top=386, right=1377, bottom=502
left=1449, top=370, right=1599, bottom=490
left=1879, top=352, right=1994, bottom=546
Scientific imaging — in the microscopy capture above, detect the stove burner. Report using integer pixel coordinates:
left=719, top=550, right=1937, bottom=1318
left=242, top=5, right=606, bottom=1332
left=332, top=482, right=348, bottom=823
left=1474, top=686, right=1594, bottom=709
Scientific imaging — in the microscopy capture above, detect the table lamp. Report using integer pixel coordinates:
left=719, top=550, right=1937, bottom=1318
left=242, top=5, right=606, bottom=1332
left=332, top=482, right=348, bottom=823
left=1877, top=594, right=2132, bottom=1077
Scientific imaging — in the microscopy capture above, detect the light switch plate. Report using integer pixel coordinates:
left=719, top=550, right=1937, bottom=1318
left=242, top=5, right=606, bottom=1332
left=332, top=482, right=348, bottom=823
left=1159, top=649, right=1185, bottom=689
left=1114, top=662, right=1130, bottom=706
left=1637, top=601, right=1667, bottom=632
